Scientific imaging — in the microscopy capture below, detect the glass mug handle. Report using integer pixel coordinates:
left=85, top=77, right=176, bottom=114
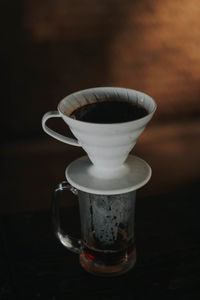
left=52, top=181, right=81, bottom=254
left=42, top=111, right=81, bottom=146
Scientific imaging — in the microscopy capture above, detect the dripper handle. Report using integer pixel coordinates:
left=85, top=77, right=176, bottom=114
left=42, top=111, right=81, bottom=146
left=52, top=181, right=81, bottom=254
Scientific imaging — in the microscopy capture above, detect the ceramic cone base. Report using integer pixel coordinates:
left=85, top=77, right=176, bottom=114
left=65, top=155, right=151, bottom=195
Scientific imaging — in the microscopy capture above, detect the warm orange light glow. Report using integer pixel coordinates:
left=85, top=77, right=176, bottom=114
left=109, top=0, right=200, bottom=119
left=23, top=0, right=200, bottom=120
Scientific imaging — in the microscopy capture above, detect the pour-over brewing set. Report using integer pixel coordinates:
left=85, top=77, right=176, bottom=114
left=42, top=87, right=156, bottom=276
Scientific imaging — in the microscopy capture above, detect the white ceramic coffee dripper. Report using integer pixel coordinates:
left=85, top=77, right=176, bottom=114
left=43, top=87, right=157, bottom=276
left=42, top=87, right=156, bottom=175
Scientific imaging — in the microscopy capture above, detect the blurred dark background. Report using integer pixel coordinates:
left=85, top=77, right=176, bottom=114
left=1, top=0, right=200, bottom=212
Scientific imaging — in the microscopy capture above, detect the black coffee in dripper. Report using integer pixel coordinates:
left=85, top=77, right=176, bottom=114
left=69, top=100, right=148, bottom=123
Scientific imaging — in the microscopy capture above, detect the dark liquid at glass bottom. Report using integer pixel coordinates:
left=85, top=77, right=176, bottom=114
left=80, top=237, right=136, bottom=276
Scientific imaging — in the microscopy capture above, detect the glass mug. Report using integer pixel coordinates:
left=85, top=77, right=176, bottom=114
left=53, top=181, right=137, bottom=276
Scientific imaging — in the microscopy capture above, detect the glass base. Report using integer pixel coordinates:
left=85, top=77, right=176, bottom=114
left=79, top=248, right=136, bottom=277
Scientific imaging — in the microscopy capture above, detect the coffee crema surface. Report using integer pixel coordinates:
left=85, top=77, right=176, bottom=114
left=69, top=100, right=148, bottom=123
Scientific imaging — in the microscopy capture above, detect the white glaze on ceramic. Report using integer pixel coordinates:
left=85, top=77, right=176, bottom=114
left=42, top=87, right=156, bottom=171
left=65, top=155, right=151, bottom=195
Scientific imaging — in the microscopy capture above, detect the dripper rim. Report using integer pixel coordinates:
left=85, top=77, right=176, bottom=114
left=57, top=86, right=157, bottom=126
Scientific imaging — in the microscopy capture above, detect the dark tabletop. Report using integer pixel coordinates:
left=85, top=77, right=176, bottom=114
left=0, top=182, right=200, bottom=300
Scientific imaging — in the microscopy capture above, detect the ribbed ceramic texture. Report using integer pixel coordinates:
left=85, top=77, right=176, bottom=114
left=58, top=87, right=156, bottom=170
